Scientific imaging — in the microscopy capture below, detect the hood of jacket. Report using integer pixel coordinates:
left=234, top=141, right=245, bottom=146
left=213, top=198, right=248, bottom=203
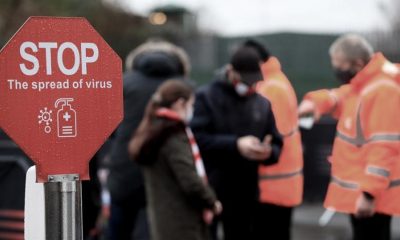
left=125, top=41, right=191, bottom=78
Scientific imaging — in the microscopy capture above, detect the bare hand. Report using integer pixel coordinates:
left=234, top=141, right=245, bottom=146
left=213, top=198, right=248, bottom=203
left=298, top=100, right=320, bottom=121
left=237, top=135, right=271, bottom=161
left=203, top=210, right=214, bottom=225
left=355, top=194, right=375, bottom=218
left=203, top=200, right=223, bottom=225
left=213, top=200, right=223, bottom=215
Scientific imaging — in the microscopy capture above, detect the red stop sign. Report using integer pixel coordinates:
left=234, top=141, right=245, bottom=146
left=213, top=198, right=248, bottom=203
left=0, top=17, right=123, bottom=182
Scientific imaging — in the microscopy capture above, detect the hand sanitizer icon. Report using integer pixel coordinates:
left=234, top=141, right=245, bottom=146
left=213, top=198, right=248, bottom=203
left=55, top=98, right=77, bottom=138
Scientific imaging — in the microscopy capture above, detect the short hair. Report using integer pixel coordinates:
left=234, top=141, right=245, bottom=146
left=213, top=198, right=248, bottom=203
left=329, top=34, right=373, bottom=63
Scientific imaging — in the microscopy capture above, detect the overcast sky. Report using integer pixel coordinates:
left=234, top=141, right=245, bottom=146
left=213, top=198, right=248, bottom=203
left=120, top=0, right=396, bottom=36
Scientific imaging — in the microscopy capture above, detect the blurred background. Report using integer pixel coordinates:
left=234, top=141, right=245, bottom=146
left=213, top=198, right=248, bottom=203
left=0, top=0, right=400, bottom=239
left=1, top=0, right=399, bottom=96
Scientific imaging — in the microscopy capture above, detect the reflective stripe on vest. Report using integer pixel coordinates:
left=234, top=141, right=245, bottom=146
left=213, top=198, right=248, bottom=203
left=336, top=103, right=400, bottom=147
left=367, top=166, right=390, bottom=178
left=331, top=176, right=359, bottom=190
left=338, top=132, right=400, bottom=147
left=336, top=103, right=365, bottom=147
left=259, top=169, right=303, bottom=181
left=389, top=179, right=400, bottom=188
left=331, top=176, right=400, bottom=189
left=282, top=127, right=299, bottom=138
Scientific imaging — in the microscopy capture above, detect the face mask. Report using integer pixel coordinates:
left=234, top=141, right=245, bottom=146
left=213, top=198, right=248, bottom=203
left=185, top=106, right=194, bottom=123
left=334, top=68, right=357, bottom=84
left=235, top=82, right=250, bottom=96
left=233, top=81, right=256, bottom=97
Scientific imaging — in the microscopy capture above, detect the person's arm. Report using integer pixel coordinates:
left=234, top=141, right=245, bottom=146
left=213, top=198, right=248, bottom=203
left=258, top=81, right=296, bottom=136
left=301, top=84, right=352, bottom=120
left=162, top=132, right=217, bottom=209
left=261, top=104, right=283, bottom=166
left=359, top=85, right=400, bottom=198
left=191, top=91, right=240, bottom=157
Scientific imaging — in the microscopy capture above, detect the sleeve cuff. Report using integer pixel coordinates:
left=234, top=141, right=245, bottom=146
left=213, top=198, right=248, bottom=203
left=261, top=144, right=281, bottom=166
left=362, top=191, right=375, bottom=201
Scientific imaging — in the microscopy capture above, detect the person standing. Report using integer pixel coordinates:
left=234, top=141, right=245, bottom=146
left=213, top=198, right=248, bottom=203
left=299, top=34, right=400, bottom=240
left=191, top=44, right=283, bottom=240
left=129, top=80, right=222, bottom=240
left=244, top=40, right=303, bottom=240
left=107, top=41, right=191, bottom=240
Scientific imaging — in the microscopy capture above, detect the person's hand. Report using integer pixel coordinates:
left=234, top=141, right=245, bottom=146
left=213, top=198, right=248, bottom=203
left=203, top=209, right=214, bottom=225
left=260, top=135, right=273, bottom=159
left=213, top=200, right=223, bottom=215
left=355, top=194, right=375, bottom=218
left=203, top=201, right=223, bottom=225
left=298, top=100, right=321, bottom=121
left=237, top=136, right=271, bottom=161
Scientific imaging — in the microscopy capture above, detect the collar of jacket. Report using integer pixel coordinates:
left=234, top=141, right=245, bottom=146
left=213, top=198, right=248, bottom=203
left=350, top=52, right=393, bottom=90
left=156, top=108, right=183, bottom=122
left=217, top=67, right=260, bottom=98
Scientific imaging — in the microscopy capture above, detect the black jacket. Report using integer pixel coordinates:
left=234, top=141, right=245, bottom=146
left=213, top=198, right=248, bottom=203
left=191, top=74, right=283, bottom=203
left=107, top=51, right=184, bottom=203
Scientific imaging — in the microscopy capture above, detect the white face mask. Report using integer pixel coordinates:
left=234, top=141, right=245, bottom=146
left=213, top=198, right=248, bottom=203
left=235, top=82, right=250, bottom=97
left=185, top=106, right=194, bottom=123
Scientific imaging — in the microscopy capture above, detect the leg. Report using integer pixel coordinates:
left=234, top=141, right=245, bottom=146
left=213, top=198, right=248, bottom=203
left=350, top=213, right=391, bottom=240
left=209, top=215, right=221, bottom=240
left=253, top=203, right=293, bottom=240
left=132, top=207, right=150, bottom=240
left=107, top=199, right=139, bottom=240
left=221, top=201, right=252, bottom=240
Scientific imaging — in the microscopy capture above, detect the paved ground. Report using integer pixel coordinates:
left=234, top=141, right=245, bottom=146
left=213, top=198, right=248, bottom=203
left=293, top=204, right=400, bottom=240
left=98, top=203, right=400, bottom=239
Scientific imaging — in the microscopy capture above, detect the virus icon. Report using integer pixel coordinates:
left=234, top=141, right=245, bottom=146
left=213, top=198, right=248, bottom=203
left=38, top=107, right=53, bottom=133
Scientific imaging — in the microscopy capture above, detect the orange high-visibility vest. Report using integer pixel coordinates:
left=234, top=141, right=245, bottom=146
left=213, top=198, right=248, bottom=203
left=396, top=64, right=400, bottom=84
left=257, top=57, right=303, bottom=207
left=304, top=53, right=400, bottom=215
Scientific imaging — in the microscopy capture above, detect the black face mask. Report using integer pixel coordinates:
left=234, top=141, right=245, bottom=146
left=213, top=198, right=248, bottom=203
left=333, top=68, right=357, bottom=84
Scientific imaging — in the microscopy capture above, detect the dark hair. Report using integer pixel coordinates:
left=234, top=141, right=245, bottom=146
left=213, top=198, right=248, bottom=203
left=150, top=79, right=193, bottom=109
left=128, top=80, right=194, bottom=164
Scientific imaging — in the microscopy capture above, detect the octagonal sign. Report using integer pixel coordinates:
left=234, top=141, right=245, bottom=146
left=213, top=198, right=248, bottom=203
left=0, top=17, right=123, bottom=182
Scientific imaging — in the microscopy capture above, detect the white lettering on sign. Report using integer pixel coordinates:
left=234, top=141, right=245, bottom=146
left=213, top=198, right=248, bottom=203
left=19, top=42, right=99, bottom=76
left=38, top=42, right=57, bottom=75
left=20, top=42, right=39, bottom=76
left=81, top=43, right=99, bottom=75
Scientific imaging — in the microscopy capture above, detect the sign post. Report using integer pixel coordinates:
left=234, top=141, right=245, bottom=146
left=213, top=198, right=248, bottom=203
left=44, top=174, right=83, bottom=239
left=0, top=17, right=123, bottom=240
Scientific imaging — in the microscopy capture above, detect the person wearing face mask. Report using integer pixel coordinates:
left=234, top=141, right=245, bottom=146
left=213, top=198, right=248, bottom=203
left=243, top=40, right=303, bottom=240
left=299, top=34, right=400, bottom=240
left=128, top=80, right=222, bottom=240
left=191, top=44, right=283, bottom=240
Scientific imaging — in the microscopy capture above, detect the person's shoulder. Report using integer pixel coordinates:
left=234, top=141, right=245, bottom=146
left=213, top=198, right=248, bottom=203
left=122, top=71, right=143, bottom=89
left=195, top=80, right=221, bottom=99
left=254, top=93, right=272, bottom=108
left=161, top=126, right=189, bottom=153
left=363, top=77, right=399, bottom=92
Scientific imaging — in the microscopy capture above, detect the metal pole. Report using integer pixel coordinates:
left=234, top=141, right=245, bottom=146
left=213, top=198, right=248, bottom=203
left=44, top=174, right=83, bottom=240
